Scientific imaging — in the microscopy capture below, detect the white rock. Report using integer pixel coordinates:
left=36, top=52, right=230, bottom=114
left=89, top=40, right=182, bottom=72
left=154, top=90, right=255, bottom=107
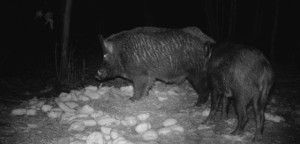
left=86, top=131, right=105, bottom=144
left=60, top=112, right=76, bottom=123
left=28, top=97, right=38, bottom=105
left=83, top=119, right=97, bottom=127
left=158, top=96, right=168, bottom=101
left=27, top=123, right=38, bottom=129
left=68, top=121, right=86, bottom=131
left=121, top=116, right=138, bottom=126
left=265, top=113, right=285, bottom=123
left=70, top=93, right=78, bottom=101
left=135, top=122, right=151, bottom=134
left=197, top=124, right=211, bottom=130
left=137, top=113, right=150, bottom=121
left=120, top=120, right=128, bottom=126
left=59, top=92, right=72, bottom=102
left=142, top=130, right=158, bottom=141
left=222, top=134, right=244, bottom=142
left=84, top=89, right=101, bottom=99
left=120, top=86, right=134, bottom=96
left=120, top=86, right=133, bottom=92
left=157, top=127, right=172, bottom=135
left=65, top=102, right=79, bottom=109
left=97, top=86, right=111, bottom=95
left=201, top=108, right=211, bottom=117
left=169, top=125, right=184, bottom=133
left=97, top=117, right=120, bottom=126
left=47, top=111, right=62, bottom=119
left=26, top=109, right=37, bottom=116
left=163, top=118, right=178, bottom=127
left=51, top=107, right=63, bottom=112
left=85, top=85, right=98, bottom=91
left=68, top=113, right=90, bottom=122
left=101, top=126, right=112, bottom=135
left=104, top=134, right=111, bottom=141
left=112, top=137, right=126, bottom=144
left=70, top=140, right=86, bottom=144
left=110, top=130, right=120, bottom=139
left=90, top=111, right=104, bottom=119
left=78, top=95, right=90, bottom=101
left=107, top=140, right=112, bottom=144
left=55, top=99, right=75, bottom=113
left=167, top=90, right=178, bottom=96
left=11, top=108, right=27, bottom=115
left=70, top=89, right=84, bottom=96
left=35, top=101, right=45, bottom=108
left=78, top=105, right=95, bottom=114
left=73, top=133, right=88, bottom=141
left=41, top=104, right=52, bottom=112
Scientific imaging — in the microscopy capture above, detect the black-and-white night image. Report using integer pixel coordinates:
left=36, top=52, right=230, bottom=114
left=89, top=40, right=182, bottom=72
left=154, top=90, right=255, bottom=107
left=1, top=0, right=299, bottom=144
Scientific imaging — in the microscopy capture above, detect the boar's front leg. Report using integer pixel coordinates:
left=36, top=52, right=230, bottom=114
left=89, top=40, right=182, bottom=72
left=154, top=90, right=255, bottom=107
left=130, top=76, right=155, bottom=101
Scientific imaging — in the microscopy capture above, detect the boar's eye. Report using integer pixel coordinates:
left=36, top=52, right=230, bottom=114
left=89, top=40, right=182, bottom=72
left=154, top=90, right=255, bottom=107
left=103, top=53, right=111, bottom=61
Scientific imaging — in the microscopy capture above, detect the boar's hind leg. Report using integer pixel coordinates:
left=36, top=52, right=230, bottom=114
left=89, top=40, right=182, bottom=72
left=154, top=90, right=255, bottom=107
left=130, top=76, right=155, bottom=102
left=203, top=89, right=222, bottom=125
left=252, top=81, right=272, bottom=141
left=221, top=96, right=230, bottom=120
left=231, top=92, right=249, bottom=135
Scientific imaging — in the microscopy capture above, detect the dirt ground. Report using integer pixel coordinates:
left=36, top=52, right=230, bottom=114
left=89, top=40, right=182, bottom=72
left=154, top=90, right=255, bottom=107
left=0, top=64, right=299, bottom=144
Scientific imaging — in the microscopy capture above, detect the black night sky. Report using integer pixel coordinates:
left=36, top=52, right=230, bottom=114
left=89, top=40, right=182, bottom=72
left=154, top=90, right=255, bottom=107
left=2, top=0, right=300, bottom=77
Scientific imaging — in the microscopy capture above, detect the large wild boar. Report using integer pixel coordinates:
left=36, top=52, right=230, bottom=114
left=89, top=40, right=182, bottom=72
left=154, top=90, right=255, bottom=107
left=97, top=27, right=215, bottom=106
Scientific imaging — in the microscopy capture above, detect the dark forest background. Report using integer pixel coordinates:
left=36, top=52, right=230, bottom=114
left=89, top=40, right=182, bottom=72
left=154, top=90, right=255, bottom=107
left=1, top=0, right=300, bottom=81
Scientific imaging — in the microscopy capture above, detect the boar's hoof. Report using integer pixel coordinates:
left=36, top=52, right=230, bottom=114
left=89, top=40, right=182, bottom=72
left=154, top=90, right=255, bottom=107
left=129, top=96, right=140, bottom=102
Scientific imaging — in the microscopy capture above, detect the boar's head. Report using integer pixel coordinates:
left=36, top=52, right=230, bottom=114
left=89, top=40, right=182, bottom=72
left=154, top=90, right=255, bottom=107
left=97, top=35, right=124, bottom=80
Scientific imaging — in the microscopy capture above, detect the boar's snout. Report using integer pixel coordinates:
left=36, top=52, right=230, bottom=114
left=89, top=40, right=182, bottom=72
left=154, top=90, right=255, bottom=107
left=97, top=69, right=108, bottom=80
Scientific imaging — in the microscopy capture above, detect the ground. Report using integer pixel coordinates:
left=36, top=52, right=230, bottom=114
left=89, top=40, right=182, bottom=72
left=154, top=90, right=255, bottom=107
left=0, top=63, right=299, bottom=144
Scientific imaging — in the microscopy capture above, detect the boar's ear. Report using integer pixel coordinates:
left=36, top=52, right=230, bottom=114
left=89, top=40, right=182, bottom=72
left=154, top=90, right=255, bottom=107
left=204, top=42, right=212, bottom=60
left=103, top=40, right=114, bottom=54
left=99, top=35, right=114, bottom=54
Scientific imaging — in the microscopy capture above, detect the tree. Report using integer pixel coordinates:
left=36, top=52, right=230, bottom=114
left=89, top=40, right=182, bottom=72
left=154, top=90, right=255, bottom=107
left=60, top=0, right=72, bottom=80
left=228, top=0, right=237, bottom=39
left=270, top=0, right=280, bottom=63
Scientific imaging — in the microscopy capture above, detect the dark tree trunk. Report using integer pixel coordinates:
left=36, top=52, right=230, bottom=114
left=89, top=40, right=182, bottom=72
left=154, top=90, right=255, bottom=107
left=60, top=0, right=72, bottom=80
left=228, top=0, right=237, bottom=39
left=252, top=0, right=263, bottom=42
left=203, top=0, right=216, bottom=40
left=270, top=0, right=280, bottom=63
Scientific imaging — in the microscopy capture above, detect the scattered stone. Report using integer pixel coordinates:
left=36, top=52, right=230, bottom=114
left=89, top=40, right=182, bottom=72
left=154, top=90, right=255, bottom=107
left=78, top=95, right=90, bottom=102
left=265, top=113, right=285, bottom=123
left=68, top=121, right=86, bottom=131
left=142, top=130, right=158, bottom=141
left=78, top=105, right=95, bottom=114
left=101, top=126, right=112, bottom=135
left=163, top=118, right=178, bottom=127
left=86, top=131, right=105, bottom=144
left=65, top=102, right=79, bottom=109
left=135, top=122, right=151, bottom=134
left=11, top=108, right=27, bottom=115
left=97, top=117, right=120, bottom=126
left=41, top=104, right=52, bottom=112
left=26, top=109, right=37, bottom=116
left=47, top=110, right=62, bottom=119
left=83, top=119, right=97, bottom=127
left=137, top=113, right=150, bottom=121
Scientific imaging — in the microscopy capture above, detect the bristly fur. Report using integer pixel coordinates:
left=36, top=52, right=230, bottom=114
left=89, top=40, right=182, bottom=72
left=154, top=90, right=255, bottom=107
left=98, top=27, right=215, bottom=105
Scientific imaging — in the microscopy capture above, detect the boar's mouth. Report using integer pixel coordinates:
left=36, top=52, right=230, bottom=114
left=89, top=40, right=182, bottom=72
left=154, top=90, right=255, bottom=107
left=96, top=69, right=108, bottom=80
